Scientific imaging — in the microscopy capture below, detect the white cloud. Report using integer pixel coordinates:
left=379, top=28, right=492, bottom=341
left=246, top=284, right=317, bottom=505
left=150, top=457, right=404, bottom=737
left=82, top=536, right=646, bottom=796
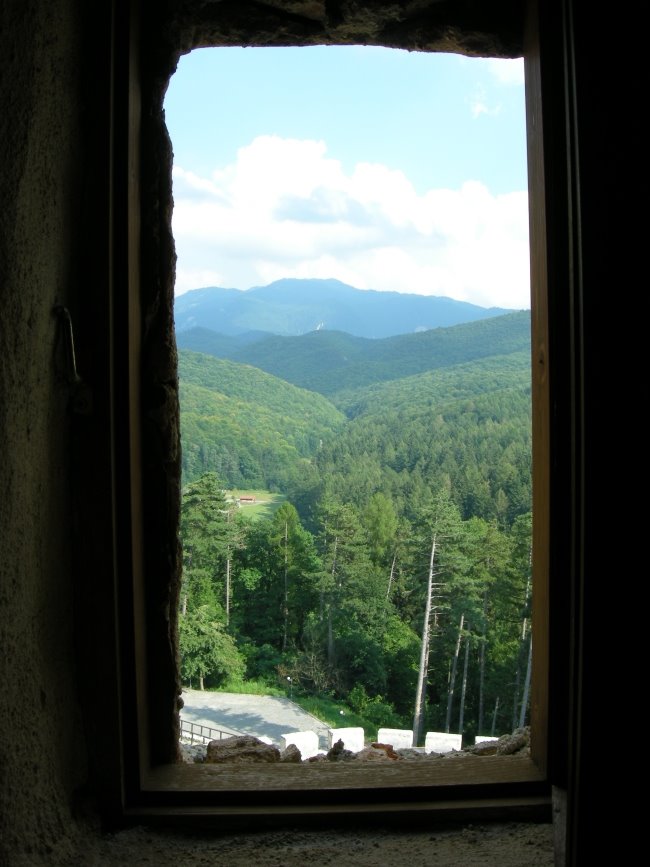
left=467, top=58, right=524, bottom=119
left=172, top=135, right=530, bottom=309
left=469, top=84, right=502, bottom=119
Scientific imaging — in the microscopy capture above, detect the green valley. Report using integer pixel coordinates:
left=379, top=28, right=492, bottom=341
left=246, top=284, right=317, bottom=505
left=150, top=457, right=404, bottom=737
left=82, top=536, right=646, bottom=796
left=176, top=310, right=533, bottom=745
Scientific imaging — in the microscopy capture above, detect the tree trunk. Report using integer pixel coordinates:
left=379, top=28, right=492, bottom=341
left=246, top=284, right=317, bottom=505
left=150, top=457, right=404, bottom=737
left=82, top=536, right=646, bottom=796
left=491, top=696, right=500, bottom=736
left=459, top=622, right=470, bottom=736
left=327, top=605, right=335, bottom=666
left=519, top=633, right=532, bottom=728
left=413, top=536, right=436, bottom=747
left=225, top=550, right=231, bottom=626
left=282, top=520, right=289, bottom=652
left=445, top=613, right=464, bottom=732
left=512, top=573, right=531, bottom=729
left=478, top=592, right=487, bottom=734
left=327, top=536, right=338, bottom=665
left=386, top=553, right=396, bottom=602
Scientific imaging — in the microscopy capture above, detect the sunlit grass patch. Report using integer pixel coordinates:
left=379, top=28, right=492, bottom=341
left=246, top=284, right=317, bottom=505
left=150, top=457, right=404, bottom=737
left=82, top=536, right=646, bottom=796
left=215, top=677, right=285, bottom=696
left=227, top=489, right=287, bottom=521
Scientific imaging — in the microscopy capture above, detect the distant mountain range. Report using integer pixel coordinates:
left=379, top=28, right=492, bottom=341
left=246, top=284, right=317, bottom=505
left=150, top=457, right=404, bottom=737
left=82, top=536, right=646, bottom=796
left=174, top=278, right=518, bottom=340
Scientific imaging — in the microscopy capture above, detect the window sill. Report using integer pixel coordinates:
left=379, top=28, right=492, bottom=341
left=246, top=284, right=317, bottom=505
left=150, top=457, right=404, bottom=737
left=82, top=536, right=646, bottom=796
left=126, top=755, right=551, bottom=825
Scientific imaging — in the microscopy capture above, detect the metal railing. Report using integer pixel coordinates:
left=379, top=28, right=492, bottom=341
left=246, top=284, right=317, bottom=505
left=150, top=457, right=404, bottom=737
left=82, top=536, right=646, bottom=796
left=179, top=718, right=240, bottom=744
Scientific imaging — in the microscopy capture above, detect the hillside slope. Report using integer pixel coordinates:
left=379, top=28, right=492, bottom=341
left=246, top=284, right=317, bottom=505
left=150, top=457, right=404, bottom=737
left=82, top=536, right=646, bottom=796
left=177, top=310, right=531, bottom=397
left=179, top=350, right=345, bottom=488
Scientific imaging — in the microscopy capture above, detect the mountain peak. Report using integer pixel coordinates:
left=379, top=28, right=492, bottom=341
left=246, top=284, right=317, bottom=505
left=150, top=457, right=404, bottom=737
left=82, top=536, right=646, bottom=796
left=174, top=278, right=516, bottom=339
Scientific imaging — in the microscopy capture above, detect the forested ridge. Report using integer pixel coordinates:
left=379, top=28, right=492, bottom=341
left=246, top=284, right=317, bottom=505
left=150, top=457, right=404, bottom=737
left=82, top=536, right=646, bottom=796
left=177, top=309, right=530, bottom=396
left=177, top=310, right=533, bottom=743
left=179, top=351, right=345, bottom=490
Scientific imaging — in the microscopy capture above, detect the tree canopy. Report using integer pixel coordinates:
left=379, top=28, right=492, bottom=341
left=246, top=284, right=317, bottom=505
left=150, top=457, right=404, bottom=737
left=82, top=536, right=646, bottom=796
left=175, top=312, right=533, bottom=740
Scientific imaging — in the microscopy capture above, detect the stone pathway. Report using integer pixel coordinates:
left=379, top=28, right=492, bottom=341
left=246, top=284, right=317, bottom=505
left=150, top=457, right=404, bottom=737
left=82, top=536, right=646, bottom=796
left=179, top=689, right=331, bottom=749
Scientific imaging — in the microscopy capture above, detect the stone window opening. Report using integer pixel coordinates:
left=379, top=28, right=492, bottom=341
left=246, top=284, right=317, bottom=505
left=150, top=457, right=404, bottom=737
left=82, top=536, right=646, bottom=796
left=105, top=0, right=564, bottom=831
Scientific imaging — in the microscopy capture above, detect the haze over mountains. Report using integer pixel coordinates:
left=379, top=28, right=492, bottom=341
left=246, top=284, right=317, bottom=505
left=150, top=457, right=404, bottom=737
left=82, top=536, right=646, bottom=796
left=174, top=278, right=518, bottom=340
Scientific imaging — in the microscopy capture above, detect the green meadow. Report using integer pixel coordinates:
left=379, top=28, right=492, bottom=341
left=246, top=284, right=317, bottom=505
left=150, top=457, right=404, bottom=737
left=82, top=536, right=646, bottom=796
left=227, top=489, right=287, bottom=522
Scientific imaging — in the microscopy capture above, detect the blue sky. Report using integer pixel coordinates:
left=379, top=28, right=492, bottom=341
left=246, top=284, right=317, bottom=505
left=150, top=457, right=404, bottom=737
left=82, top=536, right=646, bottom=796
left=164, top=46, right=530, bottom=309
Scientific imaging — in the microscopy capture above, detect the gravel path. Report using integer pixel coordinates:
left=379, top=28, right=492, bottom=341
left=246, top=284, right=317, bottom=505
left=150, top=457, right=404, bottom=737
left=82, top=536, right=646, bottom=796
left=179, top=689, right=332, bottom=749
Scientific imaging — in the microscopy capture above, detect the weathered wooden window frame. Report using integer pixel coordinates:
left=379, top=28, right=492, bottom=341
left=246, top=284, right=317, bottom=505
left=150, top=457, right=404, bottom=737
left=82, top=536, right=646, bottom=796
left=100, top=0, right=579, bottom=830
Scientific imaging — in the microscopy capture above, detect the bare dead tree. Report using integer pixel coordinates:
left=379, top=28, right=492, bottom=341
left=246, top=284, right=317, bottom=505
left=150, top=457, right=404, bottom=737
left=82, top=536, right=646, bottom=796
left=413, top=536, right=437, bottom=747
left=385, top=552, right=397, bottom=602
left=491, top=696, right=500, bottom=736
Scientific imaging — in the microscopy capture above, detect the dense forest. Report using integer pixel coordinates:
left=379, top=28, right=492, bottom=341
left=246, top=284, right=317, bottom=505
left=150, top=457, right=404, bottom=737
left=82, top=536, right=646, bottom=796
left=177, top=310, right=533, bottom=743
left=179, top=351, right=345, bottom=491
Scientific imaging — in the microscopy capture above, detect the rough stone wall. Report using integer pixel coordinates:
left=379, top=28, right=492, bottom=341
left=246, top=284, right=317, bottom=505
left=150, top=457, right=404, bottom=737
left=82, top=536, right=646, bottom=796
left=0, top=1, right=90, bottom=864
left=159, top=0, right=524, bottom=57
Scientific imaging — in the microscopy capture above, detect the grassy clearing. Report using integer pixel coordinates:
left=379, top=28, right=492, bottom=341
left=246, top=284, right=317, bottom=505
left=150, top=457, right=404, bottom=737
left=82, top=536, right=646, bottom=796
left=228, top=489, right=286, bottom=522
left=291, top=693, right=408, bottom=742
left=292, top=694, right=366, bottom=730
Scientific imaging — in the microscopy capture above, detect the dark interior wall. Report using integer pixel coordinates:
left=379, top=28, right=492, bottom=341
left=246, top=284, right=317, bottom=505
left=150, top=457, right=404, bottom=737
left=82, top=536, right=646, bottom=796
left=0, top=1, right=90, bottom=863
left=157, top=0, right=525, bottom=55
left=559, top=7, right=643, bottom=856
